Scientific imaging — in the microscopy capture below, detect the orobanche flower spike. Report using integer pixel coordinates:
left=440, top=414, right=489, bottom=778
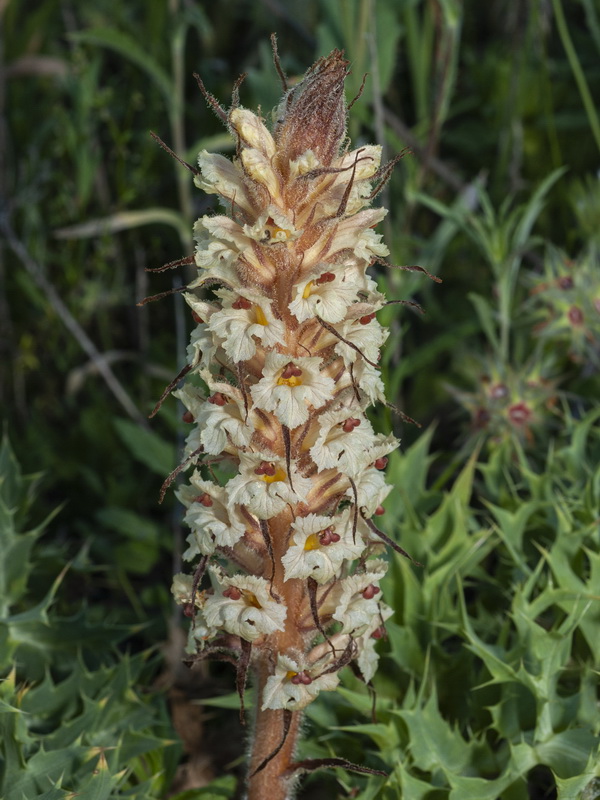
left=151, top=39, right=428, bottom=800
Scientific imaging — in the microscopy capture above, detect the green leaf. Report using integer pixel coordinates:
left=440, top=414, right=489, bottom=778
left=394, top=691, right=474, bottom=773
left=536, top=729, right=599, bottom=780
left=114, top=418, right=176, bottom=477
left=54, top=208, right=189, bottom=244
left=69, top=28, right=172, bottom=106
left=168, top=775, right=236, bottom=799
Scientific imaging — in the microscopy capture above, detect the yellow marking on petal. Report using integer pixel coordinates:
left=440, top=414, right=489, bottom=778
left=254, top=305, right=268, bottom=326
left=277, top=375, right=303, bottom=387
left=243, top=591, right=262, bottom=609
left=270, top=226, right=291, bottom=241
left=261, top=467, right=287, bottom=484
left=286, top=671, right=298, bottom=680
left=302, top=281, right=314, bottom=299
left=304, top=533, right=321, bottom=551
left=264, top=218, right=293, bottom=243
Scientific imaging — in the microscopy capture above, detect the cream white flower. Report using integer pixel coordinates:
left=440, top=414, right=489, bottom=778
left=251, top=352, right=335, bottom=429
left=309, top=406, right=374, bottom=472
left=207, top=289, right=285, bottom=363
left=174, top=379, right=252, bottom=457
left=349, top=465, right=392, bottom=516
left=194, top=215, right=249, bottom=267
left=328, top=208, right=389, bottom=263
left=177, top=475, right=247, bottom=556
left=289, top=149, right=320, bottom=180
left=204, top=568, right=286, bottom=643
left=172, top=574, right=217, bottom=647
left=226, top=451, right=312, bottom=518
left=261, top=652, right=339, bottom=711
left=171, top=572, right=195, bottom=605
left=281, top=510, right=365, bottom=584
left=355, top=602, right=394, bottom=682
left=332, top=559, right=388, bottom=635
left=197, top=389, right=252, bottom=456
left=229, top=108, right=276, bottom=157
left=243, top=206, right=300, bottom=244
left=350, top=359, right=387, bottom=404
left=333, top=318, right=388, bottom=366
left=195, top=151, right=254, bottom=214
left=289, top=265, right=359, bottom=324
left=240, top=147, right=282, bottom=200
left=185, top=323, right=217, bottom=373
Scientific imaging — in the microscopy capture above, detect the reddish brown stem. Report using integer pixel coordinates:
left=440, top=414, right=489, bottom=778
left=247, top=660, right=302, bottom=800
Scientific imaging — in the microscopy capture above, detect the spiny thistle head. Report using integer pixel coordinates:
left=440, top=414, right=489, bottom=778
left=155, top=45, right=420, bottom=727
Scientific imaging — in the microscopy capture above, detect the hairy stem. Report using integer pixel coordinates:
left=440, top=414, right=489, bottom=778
left=247, top=661, right=301, bottom=800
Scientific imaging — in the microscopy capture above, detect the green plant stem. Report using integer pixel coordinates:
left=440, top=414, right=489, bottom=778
left=552, top=0, right=600, bottom=157
left=170, top=20, right=194, bottom=249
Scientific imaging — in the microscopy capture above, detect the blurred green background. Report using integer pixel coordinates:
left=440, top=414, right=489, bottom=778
left=1, top=1, right=599, bottom=798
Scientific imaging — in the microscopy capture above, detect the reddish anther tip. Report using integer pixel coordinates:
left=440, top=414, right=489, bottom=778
left=316, top=271, right=336, bottom=284
left=371, top=626, right=386, bottom=640
left=362, top=584, right=380, bottom=599
left=373, top=457, right=388, bottom=470
left=223, top=586, right=242, bottom=601
left=281, top=363, right=303, bottom=379
left=232, top=296, right=252, bottom=310
left=192, top=311, right=204, bottom=324
left=197, top=493, right=213, bottom=507
left=208, top=392, right=227, bottom=406
left=318, top=527, right=334, bottom=546
left=359, top=313, right=376, bottom=325
left=299, top=672, right=313, bottom=685
left=182, top=410, right=194, bottom=423
left=182, top=603, right=195, bottom=618
left=255, top=461, right=276, bottom=477
left=342, top=417, right=361, bottom=433
left=329, top=532, right=341, bottom=543
left=374, top=505, right=385, bottom=516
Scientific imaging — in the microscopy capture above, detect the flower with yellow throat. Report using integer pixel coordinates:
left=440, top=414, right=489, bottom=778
left=152, top=41, right=426, bottom=800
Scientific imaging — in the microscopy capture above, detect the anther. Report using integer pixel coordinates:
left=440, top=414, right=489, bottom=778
left=223, top=587, right=242, bottom=600
left=316, top=272, right=336, bottom=284
left=342, top=417, right=361, bottom=433
left=208, top=392, right=227, bottom=406
left=281, top=363, right=303, bottom=379
left=194, top=493, right=213, bottom=507
left=362, top=584, right=380, bottom=599
left=373, top=457, right=388, bottom=470
left=359, top=313, right=376, bottom=325
left=182, top=603, right=195, bottom=618
left=255, top=461, right=276, bottom=477
left=232, top=297, right=252, bottom=310
left=371, top=626, right=386, bottom=639
left=192, top=311, right=204, bottom=324
left=374, top=505, right=385, bottom=516
left=318, top=527, right=334, bottom=546
left=182, top=410, right=194, bottom=423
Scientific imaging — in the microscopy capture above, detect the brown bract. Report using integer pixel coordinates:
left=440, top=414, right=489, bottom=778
left=274, top=50, right=349, bottom=167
